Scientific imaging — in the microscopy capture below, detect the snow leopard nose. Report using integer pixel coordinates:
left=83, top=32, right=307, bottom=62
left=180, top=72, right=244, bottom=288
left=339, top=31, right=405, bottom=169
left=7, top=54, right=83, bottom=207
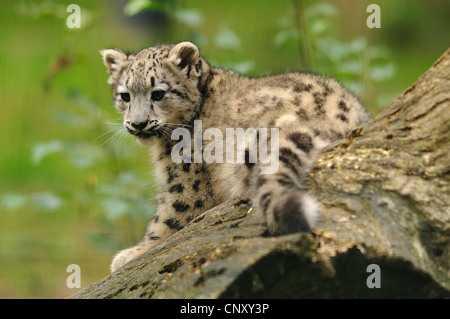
left=131, top=120, right=148, bottom=130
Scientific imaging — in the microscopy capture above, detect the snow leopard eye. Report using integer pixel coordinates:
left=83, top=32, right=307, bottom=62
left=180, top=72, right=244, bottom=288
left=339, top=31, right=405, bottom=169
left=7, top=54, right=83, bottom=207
left=151, top=90, right=165, bottom=101
left=120, top=92, right=131, bottom=102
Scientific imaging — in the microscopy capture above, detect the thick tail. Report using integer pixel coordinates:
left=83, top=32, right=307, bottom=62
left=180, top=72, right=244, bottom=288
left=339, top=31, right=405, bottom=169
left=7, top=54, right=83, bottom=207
left=252, top=117, right=326, bottom=235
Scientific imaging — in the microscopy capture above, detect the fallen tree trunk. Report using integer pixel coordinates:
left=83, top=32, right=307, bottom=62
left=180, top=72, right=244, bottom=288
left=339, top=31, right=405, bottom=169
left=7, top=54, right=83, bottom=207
left=72, top=49, right=450, bottom=299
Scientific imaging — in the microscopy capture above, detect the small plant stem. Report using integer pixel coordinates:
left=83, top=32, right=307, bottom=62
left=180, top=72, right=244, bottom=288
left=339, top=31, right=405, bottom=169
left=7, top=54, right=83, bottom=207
left=292, top=0, right=312, bottom=70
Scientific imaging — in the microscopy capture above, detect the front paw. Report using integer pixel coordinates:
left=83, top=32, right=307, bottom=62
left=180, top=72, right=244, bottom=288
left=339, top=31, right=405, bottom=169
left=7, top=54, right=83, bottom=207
left=110, top=246, right=144, bottom=273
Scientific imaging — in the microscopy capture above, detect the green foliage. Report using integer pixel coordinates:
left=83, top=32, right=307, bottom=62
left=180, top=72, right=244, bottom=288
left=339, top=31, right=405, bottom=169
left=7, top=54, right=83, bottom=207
left=125, top=0, right=396, bottom=106
left=125, top=0, right=205, bottom=27
left=124, top=0, right=171, bottom=16
left=1, top=190, right=63, bottom=211
left=275, top=1, right=395, bottom=101
left=3, top=89, right=156, bottom=252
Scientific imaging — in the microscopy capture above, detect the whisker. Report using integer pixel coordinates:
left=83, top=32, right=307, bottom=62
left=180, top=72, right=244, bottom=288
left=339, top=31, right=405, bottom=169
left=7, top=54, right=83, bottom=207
left=105, top=122, right=124, bottom=128
left=94, top=118, right=124, bottom=143
left=164, top=122, right=193, bottom=129
left=99, top=131, right=120, bottom=147
left=159, top=128, right=172, bottom=143
left=160, top=126, right=179, bottom=143
left=98, top=128, right=127, bottom=147
left=95, top=127, right=121, bottom=141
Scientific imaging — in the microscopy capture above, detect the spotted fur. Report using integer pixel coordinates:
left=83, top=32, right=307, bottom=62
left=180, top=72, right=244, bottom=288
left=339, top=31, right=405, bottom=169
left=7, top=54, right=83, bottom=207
left=101, top=42, right=369, bottom=272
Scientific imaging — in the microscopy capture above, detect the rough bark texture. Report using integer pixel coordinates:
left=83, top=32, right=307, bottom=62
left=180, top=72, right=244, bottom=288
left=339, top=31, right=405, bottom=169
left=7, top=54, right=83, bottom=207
left=72, top=49, right=450, bottom=299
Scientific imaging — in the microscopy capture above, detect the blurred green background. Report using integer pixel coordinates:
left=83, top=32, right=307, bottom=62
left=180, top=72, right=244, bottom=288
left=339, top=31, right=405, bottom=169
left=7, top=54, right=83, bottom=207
left=0, top=0, right=448, bottom=298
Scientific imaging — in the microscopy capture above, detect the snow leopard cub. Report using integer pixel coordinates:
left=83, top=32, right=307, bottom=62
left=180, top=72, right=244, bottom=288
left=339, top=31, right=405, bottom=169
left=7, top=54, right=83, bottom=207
left=101, top=41, right=369, bottom=272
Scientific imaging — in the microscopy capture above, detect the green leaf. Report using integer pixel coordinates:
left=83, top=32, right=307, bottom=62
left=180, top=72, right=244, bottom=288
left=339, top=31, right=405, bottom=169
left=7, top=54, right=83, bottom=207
left=274, top=28, right=298, bottom=47
left=32, top=140, right=64, bottom=165
left=316, top=38, right=350, bottom=62
left=221, top=61, right=255, bottom=74
left=348, top=37, right=368, bottom=53
left=173, top=8, right=204, bottom=27
left=98, top=184, right=125, bottom=197
left=124, top=0, right=167, bottom=16
left=368, top=46, right=391, bottom=60
left=1, top=192, right=27, bottom=209
left=124, top=0, right=150, bottom=16
left=310, top=19, right=331, bottom=35
left=337, top=60, right=362, bottom=75
left=306, top=2, right=338, bottom=18
left=66, top=142, right=105, bottom=169
left=370, top=63, right=396, bottom=81
left=101, top=198, right=130, bottom=220
left=116, top=171, right=141, bottom=185
left=32, top=192, right=63, bottom=211
left=214, top=26, right=241, bottom=49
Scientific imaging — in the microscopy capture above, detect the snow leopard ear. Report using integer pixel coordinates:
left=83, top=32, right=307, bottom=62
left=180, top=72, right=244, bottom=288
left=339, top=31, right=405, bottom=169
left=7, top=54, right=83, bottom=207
left=100, top=49, right=127, bottom=74
left=168, top=42, right=199, bottom=70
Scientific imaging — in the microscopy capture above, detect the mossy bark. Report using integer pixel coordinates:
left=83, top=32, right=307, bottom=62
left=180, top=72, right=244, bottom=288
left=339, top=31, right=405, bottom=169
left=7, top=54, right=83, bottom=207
left=72, top=49, right=450, bottom=299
